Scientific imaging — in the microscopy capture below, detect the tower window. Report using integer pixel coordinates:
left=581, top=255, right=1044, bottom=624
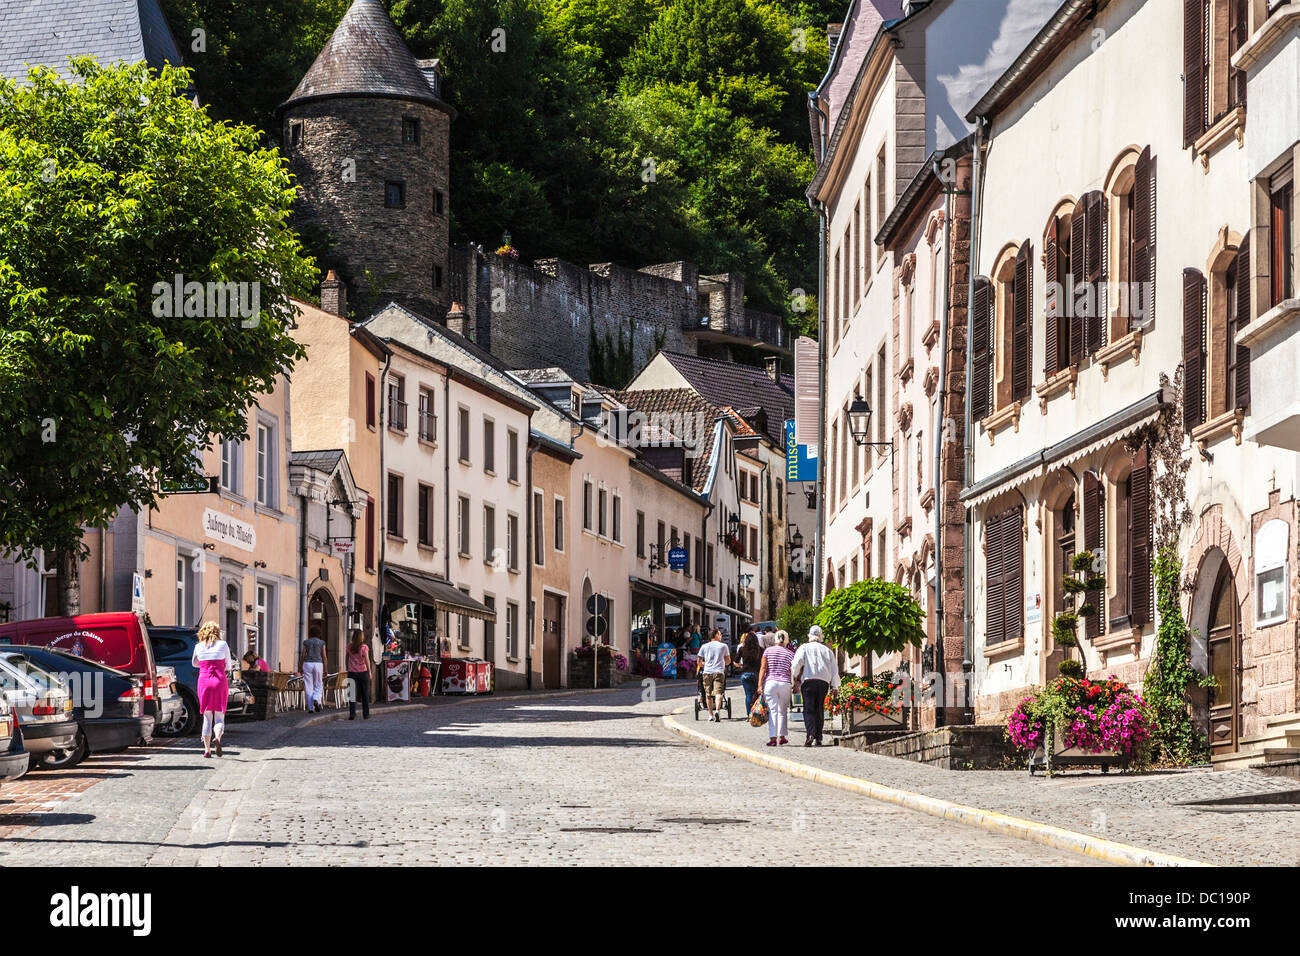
left=402, top=117, right=420, bottom=145
left=433, top=265, right=443, bottom=290
left=385, top=181, right=406, bottom=209
left=289, top=122, right=303, bottom=148
left=433, top=190, right=444, bottom=216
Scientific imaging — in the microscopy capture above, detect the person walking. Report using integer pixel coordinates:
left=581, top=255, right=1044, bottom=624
left=756, top=630, right=795, bottom=746
left=191, top=621, right=231, bottom=758
left=696, top=629, right=731, bottom=721
left=302, top=626, right=328, bottom=713
left=345, top=630, right=373, bottom=720
left=791, top=625, right=839, bottom=746
left=736, top=630, right=763, bottom=716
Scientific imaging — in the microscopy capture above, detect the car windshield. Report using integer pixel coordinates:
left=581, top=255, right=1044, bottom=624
left=0, top=654, right=63, bottom=692
left=0, top=657, right=43, bottom=695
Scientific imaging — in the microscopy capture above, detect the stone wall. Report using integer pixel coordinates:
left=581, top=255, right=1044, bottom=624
left=866, top=724, right=1018, bottom=769
left=453, top=245, right=699, bottom=382
left=284, top=96, right=450, bottom=321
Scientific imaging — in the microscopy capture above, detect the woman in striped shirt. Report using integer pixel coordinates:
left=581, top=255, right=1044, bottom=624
left=756, top=630, right=795, bottom=746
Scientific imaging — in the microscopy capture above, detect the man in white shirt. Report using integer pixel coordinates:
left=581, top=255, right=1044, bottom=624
left=696, top=629, right=732, bottom=721
left=791, top=625, right=839, bottom=746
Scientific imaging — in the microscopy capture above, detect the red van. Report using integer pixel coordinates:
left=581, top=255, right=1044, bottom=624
left=0, top=612, right=176, bottom=729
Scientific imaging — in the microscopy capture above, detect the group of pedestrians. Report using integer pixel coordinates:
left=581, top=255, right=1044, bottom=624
left=727, top=625, right=839, bottom=747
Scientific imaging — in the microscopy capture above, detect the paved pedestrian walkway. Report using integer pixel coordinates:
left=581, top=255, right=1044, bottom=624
left=672, top=686, right=1300, bottom=866
left=0, top=684, right=1096, bottom=866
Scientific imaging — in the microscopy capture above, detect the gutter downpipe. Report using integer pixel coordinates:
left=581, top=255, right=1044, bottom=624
left=377, top=350, right=393, bottom=629
left=963, top=117, right=989, bottom=714
left=525, top=436, right=537, bottom=689
left=809, top=92, right=829, bottom=604
left=932, top=152, right=953, bottom=723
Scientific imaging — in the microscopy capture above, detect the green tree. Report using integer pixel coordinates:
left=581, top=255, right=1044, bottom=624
left=0, top=60, right=315, bottom=611
left=776, top=598, right=817, bottom=645
left=814, top=580, right=925, bottom=678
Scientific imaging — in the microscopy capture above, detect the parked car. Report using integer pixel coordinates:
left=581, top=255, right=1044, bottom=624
left=147, top=626, right=251, bottom=736
left=0, top=655, right=79, bottom=765
left=0, top=647, right=155, bottom=768
left=0, top=613, right=176, bottom=728
left=151, top=665, right=184, bottom=734
left=0, top=694, right=30, bottom=785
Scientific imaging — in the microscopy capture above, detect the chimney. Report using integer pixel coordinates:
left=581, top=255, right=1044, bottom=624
left=764, top=355, right=781, bottom=383
left=321, top=270, right=347, bottom=318
left=446, top=301, right=472, bottom=340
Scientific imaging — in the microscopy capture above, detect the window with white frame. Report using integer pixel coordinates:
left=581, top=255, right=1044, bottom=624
left=507, top=513, right=518, bottom=571
left=598, top=487, right=608, bottom=536
left=1255, top=519, right=1289, bottom=628
left=583, top=480, right=594, bottom=531
left=255, top=582, right=274, bottom=663
left=483, top=417, right=496, bottom=473
left=256, top=420, right=276, bottom=507
left=533, top=491, right=545, bottom=566
left=483, top=503, right=496, bottom=562
left=507, top=428, right=519, bottom=483
left=612, top=493, right=622, bottom=543
left=457, top=495, right=470, bottom=555
left=554, top=496, right=565, bottom=552
left=506, top=602, right=518, bottom=658
left=220, top=438, right=242, bottom=494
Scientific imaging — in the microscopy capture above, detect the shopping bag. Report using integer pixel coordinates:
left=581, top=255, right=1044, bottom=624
left=748, top=694, right=769, bottom=727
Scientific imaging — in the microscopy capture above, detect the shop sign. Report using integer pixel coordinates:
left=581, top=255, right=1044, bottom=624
left=203, top=508, right=256, bottom=552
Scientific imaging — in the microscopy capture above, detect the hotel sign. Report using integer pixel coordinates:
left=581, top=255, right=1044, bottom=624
left=203, top=508, right=256, bottom=552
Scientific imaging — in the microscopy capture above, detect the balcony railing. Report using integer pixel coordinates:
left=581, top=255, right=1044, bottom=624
left=681, top=310, right=788, bottom=350
left=418, top=409, right=437, bottom=442
left=388, top=398, right=408, bottom=432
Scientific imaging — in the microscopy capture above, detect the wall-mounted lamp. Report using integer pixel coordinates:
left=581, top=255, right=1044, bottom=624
left=208, top=594, right=217, bottom=604
left=143, top=569, right=153, bottom=579
left=245, top=604, right=253, bottom=613
left=253, top=560, right=268, bottom=569
left=202, top=542, right=216, bottom=550
left=849, top=392, right=893, bottom=453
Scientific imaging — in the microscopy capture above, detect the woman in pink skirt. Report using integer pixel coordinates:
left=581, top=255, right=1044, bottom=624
left=191, top=621, right=232, bottom=758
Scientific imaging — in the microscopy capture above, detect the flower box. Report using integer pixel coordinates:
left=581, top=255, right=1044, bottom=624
left=846, top=705, right=905, bottom=733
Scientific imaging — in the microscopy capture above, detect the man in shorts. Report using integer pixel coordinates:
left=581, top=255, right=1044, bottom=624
left=697, top=629, right=732, bottom=721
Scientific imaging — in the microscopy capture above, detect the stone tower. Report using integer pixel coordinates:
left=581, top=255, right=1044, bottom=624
left=279, top=0, right=455, bottom=320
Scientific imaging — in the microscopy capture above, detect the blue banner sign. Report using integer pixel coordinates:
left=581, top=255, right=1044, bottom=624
left=785, top=420, right=817, bottom=482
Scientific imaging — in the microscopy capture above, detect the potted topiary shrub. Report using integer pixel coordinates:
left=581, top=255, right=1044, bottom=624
left=814, top=579, right=923, bottom=733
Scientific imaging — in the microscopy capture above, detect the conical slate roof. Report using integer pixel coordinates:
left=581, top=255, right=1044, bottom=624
left=280, top=0, right=449, bottom=113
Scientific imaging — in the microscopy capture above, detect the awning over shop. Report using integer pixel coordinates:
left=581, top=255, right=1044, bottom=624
left=629, top=576, right=700, bottom=606
left=960, top=389, right=1168, bottom=508
left=705, top=598, right=750, bottom=620
left=384, top=567, right=496, bottom=622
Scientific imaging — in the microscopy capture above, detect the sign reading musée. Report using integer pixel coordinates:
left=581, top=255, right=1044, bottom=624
left=203, top=508, right=257, bottom=552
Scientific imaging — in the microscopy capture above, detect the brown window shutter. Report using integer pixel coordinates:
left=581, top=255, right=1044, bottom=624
left=1231, top=0, right=1248, bottom=109
left=971, top=277, right=992, bottom=421
left=1004, top=507, right=1024, bottom=642
left=1085, top=191, right=1105, bottom=354
left=1184, top=0, right=1206, bottom=147
left=1083, top=471, right=1105, bottom=641
left=1133, top=146, right=1153, bottom=329
left=1012, top=242, right=1031, bottom=400
left=1045, top=218, right=1059, bottom=376
left=1129, top=445, right=1152, bottom=627
left=1070, top=210, right=1086, bottom=366
left=1235, top=243, right=1251, bottom=411
left=985, top=512, right=1005, bottom=646
left=1183, top=268, right=1207, bottom=431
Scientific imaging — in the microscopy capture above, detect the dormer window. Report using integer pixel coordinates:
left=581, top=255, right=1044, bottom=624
left=402, top=117, right=420, bottom=145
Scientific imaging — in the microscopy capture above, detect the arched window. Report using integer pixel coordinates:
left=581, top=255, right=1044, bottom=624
left=1104, top=146, right=1156, bottom=340
left=1044, top=201, right=1077, bottom=377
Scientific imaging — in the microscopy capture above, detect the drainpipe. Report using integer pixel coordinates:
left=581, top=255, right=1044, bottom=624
left=808, top=93, right=829, bottom=603
left=932, top=153, right=954, bottom=723
left=963, top=118, right=990, bottom=705
left=377, top=351, right=392, bottom=619
left=526, top=435, right=537, bottom=689
left=297, top=490, right=309, bottom=671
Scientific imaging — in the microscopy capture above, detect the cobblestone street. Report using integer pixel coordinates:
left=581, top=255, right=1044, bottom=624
left=0, top=683, right=1098, bottom=866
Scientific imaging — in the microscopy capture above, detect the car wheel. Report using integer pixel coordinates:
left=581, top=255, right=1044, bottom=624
left=36, top=731, right=87, bottom=770
left=156, top=688, right=199, bottom=738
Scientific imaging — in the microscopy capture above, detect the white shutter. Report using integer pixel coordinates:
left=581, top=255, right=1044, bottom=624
left=794, top=335, right=820, bottom=454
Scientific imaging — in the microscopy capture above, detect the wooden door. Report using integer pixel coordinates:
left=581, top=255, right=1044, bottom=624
left=1207, top=566, right=1242, bottom=755
left=543, top=594, right=563, bottom=689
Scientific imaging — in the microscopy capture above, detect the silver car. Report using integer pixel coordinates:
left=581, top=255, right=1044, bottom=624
left=0, top=654, right=79, bottom=763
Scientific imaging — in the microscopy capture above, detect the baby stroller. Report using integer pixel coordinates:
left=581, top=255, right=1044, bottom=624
left=693, top=667, right=733, bottom=720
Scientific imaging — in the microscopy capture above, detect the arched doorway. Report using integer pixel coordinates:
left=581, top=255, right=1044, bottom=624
left=308, top=589, right=340, bottom=669
left=1206, top=565, right=1242, bottom=755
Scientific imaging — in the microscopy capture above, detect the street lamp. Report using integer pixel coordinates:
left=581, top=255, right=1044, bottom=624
left=849, top=392, right=893, bottom=452
left=790, top=526, right=804, bottom=551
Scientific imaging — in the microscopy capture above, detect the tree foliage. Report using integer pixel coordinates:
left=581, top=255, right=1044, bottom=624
left=0, top=60, right=314, bottom=568
left=776, top=598, right=817, bottom=645
left=814, top=580, right=925, bottom=661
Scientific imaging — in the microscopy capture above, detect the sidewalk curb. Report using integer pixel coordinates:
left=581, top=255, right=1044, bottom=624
left=293, top=682, right=638, bottom=730
left=662, top=712, right=1210, bottom=868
